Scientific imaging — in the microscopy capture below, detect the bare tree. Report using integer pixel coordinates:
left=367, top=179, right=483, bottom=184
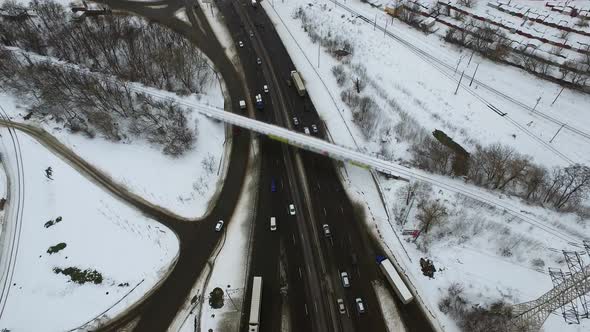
left=522, top=165, right=547, bottom=202
left=411, top=137, right=453, bottom=174
left=543, top=164, right=590, bottom=211
left=416, top=199, right=447, bottom=233
left=458, top=0, right=477, bottom=8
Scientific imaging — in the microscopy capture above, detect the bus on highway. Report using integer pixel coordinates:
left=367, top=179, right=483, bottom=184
left=248, top=276, right=263, bottom=332
left=377, top=255, right=414, bottom=304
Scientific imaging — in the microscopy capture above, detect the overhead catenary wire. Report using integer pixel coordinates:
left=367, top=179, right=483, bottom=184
left=327, top=0, right=580, bottom=164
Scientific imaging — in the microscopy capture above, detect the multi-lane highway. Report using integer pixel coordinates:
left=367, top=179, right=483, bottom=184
left=216, top=1, right=392, bottom=331
left=92, top=1, right=433, bottom=331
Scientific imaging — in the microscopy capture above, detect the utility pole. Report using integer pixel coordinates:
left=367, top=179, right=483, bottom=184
left=454, top=55, right=464, bottom=75
left=374, top=13, right=377, bottom=31
left=454, top=70, right=465, bottom=95
left=467, top=49, right=475, bottom=66
left=469, top=63, right=479, bottom=86
left=551, top=87, right=565, bottom=105
left=549, top=123, right=566, bottom=143
left=225, top=288, right=238, bottom=311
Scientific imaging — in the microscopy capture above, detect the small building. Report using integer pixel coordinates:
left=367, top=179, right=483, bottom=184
left=420, top=17, right=436, bottom=31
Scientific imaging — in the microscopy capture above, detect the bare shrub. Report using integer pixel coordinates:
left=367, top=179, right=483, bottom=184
left=331, top=64, right=347, bottom=87
left=411, top=137, right=452, bottom=174
left=439, top=283, right=514, bottom=332
left=531, top=258, right=545, bottom=268
left=201, top=153, right=216, bottom=175
left=577, top=16, right=590, bottom=28
left=438, top=282, right=467, bottom=316
left=458, top=0, right=477, bottom=8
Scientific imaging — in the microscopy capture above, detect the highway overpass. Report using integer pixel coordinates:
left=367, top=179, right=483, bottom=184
left=127, top=83, right=581, bottom=245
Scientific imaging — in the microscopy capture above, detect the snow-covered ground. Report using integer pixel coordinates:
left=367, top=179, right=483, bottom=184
left=263, top=0, right=590, bottom=330
left=0, top=129, right=179, bottom=331
left=265, top=0, right=590, bottom=167
left=0, top=79, right=226, bottom=220
left=5, top=0, right=227, bottom=220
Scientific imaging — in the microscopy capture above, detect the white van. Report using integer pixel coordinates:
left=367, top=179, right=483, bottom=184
left=270, top=217, right=277, bottom=231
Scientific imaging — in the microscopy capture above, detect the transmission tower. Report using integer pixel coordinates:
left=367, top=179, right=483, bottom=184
left=511, top=240, right=590, bottom=331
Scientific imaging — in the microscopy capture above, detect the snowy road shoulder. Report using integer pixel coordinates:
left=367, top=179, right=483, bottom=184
left=0, top=129, right=179, bottom=331
left=171, top=138, right=259, bottom=332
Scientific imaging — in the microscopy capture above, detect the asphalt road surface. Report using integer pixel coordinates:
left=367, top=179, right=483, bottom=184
left=94, top=0, right=436, bottom=331
left=221, top=1, right=436, bottom=332
left=94, top=1, right=257, bottom=331
left=218, top=1, right=389, bottom=331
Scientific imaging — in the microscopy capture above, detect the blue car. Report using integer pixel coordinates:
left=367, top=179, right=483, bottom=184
left=271, top=178, right=277, bottom=192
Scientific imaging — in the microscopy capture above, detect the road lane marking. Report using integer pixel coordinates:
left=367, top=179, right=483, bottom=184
left=292, top=233, right=296, bottom=245
left=298, top=267, right=302, bottom=279
left=305, top=303, right=309, bottom=316
left=323, top=207, right=327, bottom=216
left=314, top=301, right=318, bottom=313
left=340, top=205, right=344, bottom=214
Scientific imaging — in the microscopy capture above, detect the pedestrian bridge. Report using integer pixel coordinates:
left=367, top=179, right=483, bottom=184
left=134, top=85, right=581, bottom=245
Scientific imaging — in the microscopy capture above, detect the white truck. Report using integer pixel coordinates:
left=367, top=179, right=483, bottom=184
left=377, top=255, right=414, bottom=304
left=239, top=100, right=246, bottom=110
left=248, top=276, right=263, bottom=332
left=290, top=70, right=306, bottom=97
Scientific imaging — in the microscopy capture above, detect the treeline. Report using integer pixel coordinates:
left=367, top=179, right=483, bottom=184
left=0, top=50, right=196, bottom=155
left=0, top=0, right=212, bottom=95
left=0, top=0, right=213, bottom=155
left=412, top=133, right=590, bottom=212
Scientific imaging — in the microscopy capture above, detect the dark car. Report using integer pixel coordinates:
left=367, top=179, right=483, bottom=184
left=271, top=178, right=277, bottom=192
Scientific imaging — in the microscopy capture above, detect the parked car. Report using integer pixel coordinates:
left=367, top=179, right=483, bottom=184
left=271, top=178, right=277, bottom=192
left=289, top=204, right=296, bottom=215
left=238, top=40, right=244, bottom=48
left=304, top=127, right=310, bottom=135
left=215, top=220, right=224, bottom=232
left=311, top=124, right=319, bottom=134
left=355, top=298, right=365, bottom=314
left=341, top=271, right=350, bottom=288
left=257, top=57, right=262, bottom=65
left=249, top=30, right=254, bottom=37
left=322, top=224, right=331, bottom=237
left=337, top=299, right=346, bottom=314
left=293, top=117, right=299, bottom=126
left=263, top=84, right=269, bottom=93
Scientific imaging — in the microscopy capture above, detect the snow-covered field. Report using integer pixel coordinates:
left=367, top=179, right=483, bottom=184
left=263, top=0, right=590, bottom=330
left=0, top=79, right=226, bottom=220
left=0, top=130, right=179, bottom=331
left=5, top=0, right=227, bottom=219
left=266, top=0, right=590, bottom=167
